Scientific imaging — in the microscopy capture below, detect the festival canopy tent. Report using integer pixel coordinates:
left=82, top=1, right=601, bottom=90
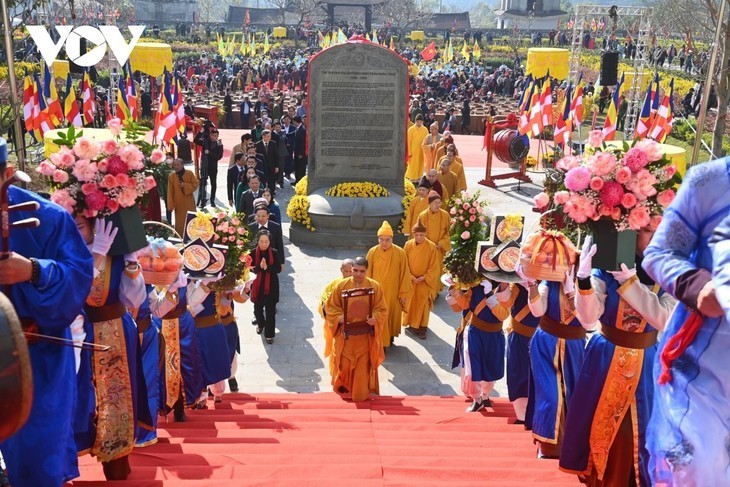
left=526, top=48, right=569, bottom=80
left=129, top=43, right=173, bottom=77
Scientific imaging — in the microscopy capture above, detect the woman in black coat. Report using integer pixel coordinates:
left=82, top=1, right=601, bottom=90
left=251, top=230, right=281, bottom=344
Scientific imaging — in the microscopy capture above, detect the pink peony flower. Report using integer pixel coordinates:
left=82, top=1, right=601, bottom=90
left=99, top=174, right=118, bottom=189
left=97, top=159, right=109, bottom=173
left=611, top=207, right=622, bottom=221
left=590, top=177, right=605, bottom=191
left=37, top=160, right=57, bottom=176
left=588, top=129, right=605, bottom=147
left=117, top=145, right=144, bottom=170
left=462, top=203, right=470, bottom=210
left=50, top=147, right=76, bottom=169
left=143, top=176, right=157, bottom=191
left=563, top=194, right=596, bottom=223
left=554, top=190, right=570, bottom=205
left=222, top=236, right=229, bottom=243
left=237, top=227, right=246, bottom=235
left=634, top=139, right=663, bottom=162
left=101, top=139, right=118, bottom=155
left=71, top=159, right=98, bottom=182
left=598, top=204, right=614, bottom=217
left=469, top=207, right=476, bottom=214
left=656, top=189, right=676, bottom=208
left=73, top=137, right=100, bottom=160
left=588, top=151, right=619, bottom=177
left=616, top=166, right=632, bottom=184
left=118, top=188, right=138, bottom=207
left=50, top=189, right=76, bottom=214
left=150, top=149, right=165, bottom=165
left=622, top=147, right=649, bottom=173
left=117, top=173, right=133, bottom=188
left=556, top=155, right=580, bottom=171
left=52, top=169, right=69, bottom=184
left=454, top=198, right=462, bottom=206
left=627, top=169, right=658, bottom=200
left=86, top=190, right=108, bottom=212
left=228, top=227, right=236, bottom=235
left=461, top=231, right=470, bottom=239
left=649, top=215, right=663, bottom=231
left=106, top=155, right=129, bottom=176
left=450, top=208, right=456, bottom=215
left=469, top=215, right=476, bottom=222
left=599, top=181, right=625, bottom=207
left=107, top=118, right=122, bottom=136
left=620, top=192, right=637, bottom=208
left=534, top=192, right=550, bottom=208
left=232, top=218, right=240, bottom=225
left=464, top=221, right=470, bottom=227
left=81, top=182, right=98, bottom=195
left=564, top=166, right=592, bottom=192
left=628, top=206, right=652, bottom=230
left=107, top=199, right=119, bottom=213
left=664, top=165, right=677, bottom=179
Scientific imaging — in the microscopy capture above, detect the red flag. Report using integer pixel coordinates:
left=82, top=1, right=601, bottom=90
left=421, top=41, right=436, bottom=62
left=244, top=9, right=251, bottom=26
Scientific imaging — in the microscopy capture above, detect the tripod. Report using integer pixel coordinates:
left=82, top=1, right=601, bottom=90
left=197, top=153, right=209, bottom=207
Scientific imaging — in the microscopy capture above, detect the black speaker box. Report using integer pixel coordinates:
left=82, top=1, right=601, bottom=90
left=600, top=51, right=619, bottom=86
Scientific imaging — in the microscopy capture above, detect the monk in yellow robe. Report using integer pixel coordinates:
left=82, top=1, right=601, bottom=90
left=325, top=256, right=388, bottom=401
left=418, top=191, right=452, bottom=291
left=405, top=115, right=429, bottom=181
left=167, top=158, right=199, bottom=236
left=403, top=222, right=440, bottom=339
left=437, top=158, right=459, bottom=203
left=321, top=259, right=354, bottom=380
left=366, top=221, right=411, bottom=347
left=421, top=122, right=441, bottom=172
left=443, top=144, right=467, bottom=192
left=404, top=177, right=431, bottom=239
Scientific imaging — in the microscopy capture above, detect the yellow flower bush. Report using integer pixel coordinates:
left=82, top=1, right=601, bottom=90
left=525, top=156, right=537, bottom=168
left=399, top=179, right=416, bottom=232
left=0, top=62, right=40, bottom=80
left=326, top=181, right=390, bottom=197
left=287, top=194, right=314, bottom=231
left=294, top=176, right=308, bottom=196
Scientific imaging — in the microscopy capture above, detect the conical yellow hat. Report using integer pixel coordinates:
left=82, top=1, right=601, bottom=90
left=377, top=220, right=393, bottom=237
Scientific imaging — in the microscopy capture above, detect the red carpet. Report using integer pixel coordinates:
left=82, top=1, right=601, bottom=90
left=70, top=393, right=579, bottom=486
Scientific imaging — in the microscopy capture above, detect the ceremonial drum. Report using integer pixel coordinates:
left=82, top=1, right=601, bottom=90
left=493, top=129, right=530, bottom=164
left=0, top=292, right=32, bottom=442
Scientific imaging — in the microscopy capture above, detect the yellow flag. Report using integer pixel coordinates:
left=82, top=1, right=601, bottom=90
left=372, top=31, right=379, bottom=44
left=389, top=36, right=396, bottom=50
left=366, top=33, right=371, bottom=41
left=461, top=40, right=469, bottom=61
left=473, top=40, right=481, bottom=59
left=264, top=33, right=270, bottom=54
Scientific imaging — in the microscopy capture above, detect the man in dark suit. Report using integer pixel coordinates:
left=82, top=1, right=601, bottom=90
left=140, top=89, right=153, bottom=119
left=255, top=129, right=279, bottom=196
left=239, top=175, right=263, bottom=218
left=253, top=204, right=285, bottom=266
left=227, top=152, right=246, bottom=207
left=292, top=116, right=307, bottom=184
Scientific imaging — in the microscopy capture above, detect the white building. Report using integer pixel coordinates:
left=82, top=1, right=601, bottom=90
left=494, top=0, right=566, bottom=30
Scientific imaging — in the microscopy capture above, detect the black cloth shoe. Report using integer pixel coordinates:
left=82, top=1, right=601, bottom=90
left=256, top=325, right=263, bottom=335
left=251, top=317, right=258, bottom=325
left=228, top=377, right=239, bottom=392
left=466, top=398, right=486, bottom=413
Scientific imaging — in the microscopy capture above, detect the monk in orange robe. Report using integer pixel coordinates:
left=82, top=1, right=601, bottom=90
left=321, top=259, right=354, bottom=380
left=418, top=191, right=451, bottom=291
left=421, top=122, right=441, bottom=172
left=405, top=115, right=429, bottom=181
left=325, top=256, right=388, bottom=401
left=402, top=221, right=440, bottom=339
left=404, top=177, right=431, bottom=239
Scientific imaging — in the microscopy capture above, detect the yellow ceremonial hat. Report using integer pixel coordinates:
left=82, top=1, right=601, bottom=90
left=377, top=220, right=393, bottom=237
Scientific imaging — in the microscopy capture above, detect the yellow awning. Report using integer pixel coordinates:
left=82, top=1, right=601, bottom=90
left=273, top=27, right=287, bottom=38
left=129, top=42, right=173, bottom=77
left=526, top=48, right=569, bottom=80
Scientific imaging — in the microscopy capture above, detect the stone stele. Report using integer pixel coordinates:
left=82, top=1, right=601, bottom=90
left=290, top=39, right=409, bottom=248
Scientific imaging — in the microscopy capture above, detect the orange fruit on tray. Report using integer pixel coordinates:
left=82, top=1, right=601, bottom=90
left=138, top=256, right=152, bottom=271
left=151, top=258, right=166, bottom=272
left=164, top=259, right=182, bottom=272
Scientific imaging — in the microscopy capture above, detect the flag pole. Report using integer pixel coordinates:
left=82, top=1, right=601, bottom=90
left=1, top=0, right=27, bottom=173
left=691, top=0, right=727, bottom=167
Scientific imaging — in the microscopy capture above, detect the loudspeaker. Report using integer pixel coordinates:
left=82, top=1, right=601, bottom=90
left=600, top=51, right=619, bottom=86
left=68, top=38, right=86, bottom=74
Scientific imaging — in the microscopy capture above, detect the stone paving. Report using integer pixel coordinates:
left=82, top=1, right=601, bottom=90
left=204, top=132, right=546, bottom=399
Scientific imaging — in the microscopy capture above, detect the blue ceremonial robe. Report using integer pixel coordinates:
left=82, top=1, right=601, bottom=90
left=74, top=256, right=152, bottom=460
left=530, top=281, right=586, bottom=444
left=197, top=292, right=232, bottom=386
left=136, top=289, right=159, bottom=447
left=507, top=285, right=539, bottom=402
left=459, top=285, right=506, bottom=383
left=0, top=187, right=93, bottom=487
left=152, top=286, right=205, bottom=411
left=643, top=158, right=730, bottom=485
left=560, top=271, right=660, bottom=485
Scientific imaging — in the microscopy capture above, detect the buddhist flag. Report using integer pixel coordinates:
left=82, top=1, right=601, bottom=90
left=529, top=89, right=543, bottom=138
left=421, top=41, right=436, bottom=62
left=473, top=40, right=481, bottom=59
left=244, top=9, right=251, bottom=26
left=116, top=76, right=131, bottom=121
left=518, top=82, right=535, bottom=136
left=22, top=76, right=36, bottom=138
left=602, top=79, right=622, bottom=141
left=173, top=75, right=186, bottom=133
left=81, top=69, right=95, bottom=127
left=43, top=63, right=64, bottom=125
left=34, top=73, right=54, bottom=136
left=540, top=82, right=553, bottom=127
left=554, top=83, right=572, bottom=147
left=64, top=73, right=82, bottom=127
left=569, top=83, right=584, bottom=126
left=264, top=33, right=270, bottom=54
left=461, top=40, right=469, bottom=61
left=154, top=72, right=178, bottom=144
left=634, top=83, right=653, bottom=139
left=125, top=66, right=137, bottom=120
left=649, top=78, right=674, bottom=142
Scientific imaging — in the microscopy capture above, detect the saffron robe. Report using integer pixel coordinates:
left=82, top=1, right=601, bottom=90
left=324, top=277, right=387, bottom=401
left=404, top=195, right=429, bottom=238
left=167, top=170, right=199, bottom=237
left=437, top=169, right=459, bottom=203
left=405, top=124, right=429, bottom=180
left=0, top=187, right=93, bottom=487
left=421, top=133, right=442, bottom=172
left=402, top=238, right=439, bottom=328
left=418, top=207, right=451, bottom=259
left=366, top=244, right=411, bottom=347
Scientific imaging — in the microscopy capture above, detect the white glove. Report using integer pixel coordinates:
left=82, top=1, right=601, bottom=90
left=515, top=263, right=536, bottom=286
left=169, top=269, right=188, bottom=292
left=609, top=263, right=637, bottom=284
left=577, top=236, right=597, bottom=279
left=562, top=268, right=576, bottom=295
left=481, top=279, right=493, bottom=295
left=91, top=219, right=118, bottom=256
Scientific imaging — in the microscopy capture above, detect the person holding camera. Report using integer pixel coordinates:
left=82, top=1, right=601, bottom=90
left=194, top=125, right=224, bottom=207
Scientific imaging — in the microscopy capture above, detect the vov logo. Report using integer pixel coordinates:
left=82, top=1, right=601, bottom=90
left=27, top=25, right=146, bottom=67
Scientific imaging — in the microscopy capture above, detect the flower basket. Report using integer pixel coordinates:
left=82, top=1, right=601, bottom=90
left=139, top=224, right=183, bottom=285
left=106, top=205, right=148, bottom=256
left=519, top=227, right=578, bottom=282
left=143, top=269, right=179, bottom=286
left=591, top=218, right=637, bottom=271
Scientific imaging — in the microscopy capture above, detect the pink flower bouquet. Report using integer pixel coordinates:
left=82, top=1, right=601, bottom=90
left=535, top=139, right=681, bottom=232
left=38, top=123, right=164, bottom=217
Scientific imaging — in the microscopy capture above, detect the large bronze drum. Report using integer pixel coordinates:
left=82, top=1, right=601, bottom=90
left=0, top=292, right=32, bottom=442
